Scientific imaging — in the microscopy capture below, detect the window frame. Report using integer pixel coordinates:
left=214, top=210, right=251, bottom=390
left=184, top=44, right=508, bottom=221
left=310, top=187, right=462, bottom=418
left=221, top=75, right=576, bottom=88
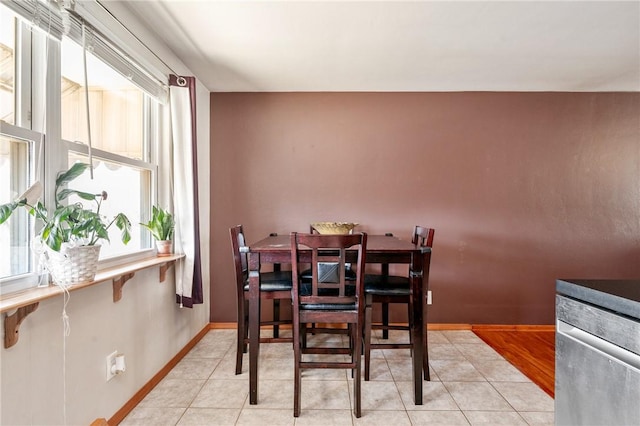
left=1, top=2, right=168, bottom=292
left=62, top=139, right=159, bottom=262
left=0, top=122, right=44, bottom=291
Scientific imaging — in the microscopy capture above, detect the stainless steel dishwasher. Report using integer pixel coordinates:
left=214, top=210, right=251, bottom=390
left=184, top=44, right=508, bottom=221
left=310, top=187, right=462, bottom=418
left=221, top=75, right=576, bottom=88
left=556, top=279, right=640, bottom=426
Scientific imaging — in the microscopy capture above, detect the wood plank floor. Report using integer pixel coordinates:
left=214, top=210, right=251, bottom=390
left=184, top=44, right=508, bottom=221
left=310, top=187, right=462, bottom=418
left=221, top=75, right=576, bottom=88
left=472, top=327, right=556, bottom=398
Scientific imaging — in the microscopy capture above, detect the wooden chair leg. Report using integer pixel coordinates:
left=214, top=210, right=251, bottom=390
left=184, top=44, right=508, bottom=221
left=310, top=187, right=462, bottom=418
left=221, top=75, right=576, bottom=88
left=382, top=302, right=389, bottom=339
left=235, top=329, right=244, bottom=374
left=301, top=322, right=308, bottom=348
left=423, top=300, right=430, bottom=381
left=273, top=299, right=280, bottom=338
left=236, top=300, right=248, bottom=375
left=272, top=260, right=282, bottom=339
left=407, top=301, right=413, bottom=346
left=423, top=342, right=430, bottom=380
left=243, top=304, right=250, bottom=353
left=349, top=324, right=357, bottom=379
left=408, top=298, right=430, bottom=380
left=364, top=295, right=373, bottom=381
left=349, top=323, right=354, bottom=351
left=353, top=323, right=362, bottom=418
left=294, top=322, right=302, bottom=417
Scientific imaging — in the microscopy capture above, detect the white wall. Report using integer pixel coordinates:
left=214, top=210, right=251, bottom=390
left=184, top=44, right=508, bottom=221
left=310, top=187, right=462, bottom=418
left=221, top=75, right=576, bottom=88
left=0, top=3, right=211, bottom=424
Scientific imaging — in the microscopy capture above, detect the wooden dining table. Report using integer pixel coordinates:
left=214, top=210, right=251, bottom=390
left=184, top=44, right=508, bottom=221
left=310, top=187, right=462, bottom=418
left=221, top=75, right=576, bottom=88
left=247, top=233, right=431, bottom=406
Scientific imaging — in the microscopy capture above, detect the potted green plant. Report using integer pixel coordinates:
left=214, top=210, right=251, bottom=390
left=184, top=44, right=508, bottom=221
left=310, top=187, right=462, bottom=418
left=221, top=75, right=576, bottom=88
left=140, top=205, right=175, bottom=256
left=0, top=162, right=131, bottom=286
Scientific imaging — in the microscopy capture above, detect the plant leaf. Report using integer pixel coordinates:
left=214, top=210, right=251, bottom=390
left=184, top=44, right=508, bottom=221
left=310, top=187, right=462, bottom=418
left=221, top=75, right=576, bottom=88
left=55, top=163, right=89, bottom=206
left=57, top=189, right=99, bottom=203
left=115, top=213, right=131, bottom=245
left=0, top=202, right=20, bottom=225
left=55, top=163, right=89, bottom=188
left=33, top=202, right=49, bottom=221
left=93, top=222, right=110, bottom=241
left=42, top=224, right=62, bottom=252
left=140, top=206, right=174, bottom=240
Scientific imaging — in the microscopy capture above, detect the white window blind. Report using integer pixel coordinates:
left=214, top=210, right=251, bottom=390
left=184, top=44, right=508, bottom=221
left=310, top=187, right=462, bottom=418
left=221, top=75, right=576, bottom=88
left=2, top=0, right=65, bottom=39
left=3, top=0, right=168, bottom=103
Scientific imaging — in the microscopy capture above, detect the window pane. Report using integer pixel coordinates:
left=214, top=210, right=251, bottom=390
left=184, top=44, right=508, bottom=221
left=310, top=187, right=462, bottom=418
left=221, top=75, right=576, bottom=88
left=67, top=153, right=151, bottom=259
left=61, top=37, right=145, bottom=160
left=0, top=135, right=32, bottom=279
left=0, top=6, right=15, bottom=125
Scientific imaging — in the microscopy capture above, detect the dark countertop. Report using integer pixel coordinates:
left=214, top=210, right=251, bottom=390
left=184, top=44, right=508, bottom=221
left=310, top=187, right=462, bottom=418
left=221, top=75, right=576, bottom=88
left=556, top=279, right=640, bottom=320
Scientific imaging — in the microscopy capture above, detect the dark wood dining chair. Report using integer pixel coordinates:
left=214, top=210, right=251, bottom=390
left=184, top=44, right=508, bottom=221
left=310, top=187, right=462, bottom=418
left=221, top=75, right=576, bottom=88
left=303, top=224, right=357, bottom=337
left=363, top=226, right=434, bottom=381
left=230, top=225, right=293, bottom=375
left=290, top=232, right=367, bottom=418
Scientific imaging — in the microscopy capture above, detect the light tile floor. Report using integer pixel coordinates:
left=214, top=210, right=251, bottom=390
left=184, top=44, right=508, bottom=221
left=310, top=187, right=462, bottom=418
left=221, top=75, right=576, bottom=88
left=122, top=329, right=554, bottom=425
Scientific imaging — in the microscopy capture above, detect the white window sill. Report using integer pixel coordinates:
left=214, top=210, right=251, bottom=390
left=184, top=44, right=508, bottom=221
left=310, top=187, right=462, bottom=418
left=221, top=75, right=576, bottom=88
left=1, top=254, right=184, bottom=348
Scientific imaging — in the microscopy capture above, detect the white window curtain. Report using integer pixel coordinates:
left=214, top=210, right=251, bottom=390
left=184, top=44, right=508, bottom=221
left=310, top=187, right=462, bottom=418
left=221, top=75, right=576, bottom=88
left=169, top=74, right=203, bottom=308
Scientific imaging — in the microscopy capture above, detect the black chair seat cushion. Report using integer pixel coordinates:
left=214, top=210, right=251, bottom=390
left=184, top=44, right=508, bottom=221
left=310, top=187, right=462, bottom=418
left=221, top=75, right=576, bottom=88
left=364, top=274, right=410, bottom=296
left=243, top=270, right=293, bottom=292
left=298, top=281, right=356, bottom=310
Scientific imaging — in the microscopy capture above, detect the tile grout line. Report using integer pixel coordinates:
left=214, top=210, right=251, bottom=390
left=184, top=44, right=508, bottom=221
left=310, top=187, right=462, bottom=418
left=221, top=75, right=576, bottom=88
left=122, top=329, right=553, bottom=425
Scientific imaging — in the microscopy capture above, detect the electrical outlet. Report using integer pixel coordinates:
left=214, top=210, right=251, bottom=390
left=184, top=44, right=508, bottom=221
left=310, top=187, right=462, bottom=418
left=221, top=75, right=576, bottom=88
left=427, top=290, right=432, bottom=305
left=106, top=351, right=118, bottom=381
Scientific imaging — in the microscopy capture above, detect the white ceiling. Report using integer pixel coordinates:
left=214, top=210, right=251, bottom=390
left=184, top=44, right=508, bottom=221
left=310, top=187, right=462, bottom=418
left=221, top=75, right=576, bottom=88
left=115, top=0, right=640, bottom=92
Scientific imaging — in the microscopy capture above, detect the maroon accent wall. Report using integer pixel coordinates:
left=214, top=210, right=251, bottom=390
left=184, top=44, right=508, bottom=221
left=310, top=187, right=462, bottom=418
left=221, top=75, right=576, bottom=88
left=210, top=92, right=640, bottom=325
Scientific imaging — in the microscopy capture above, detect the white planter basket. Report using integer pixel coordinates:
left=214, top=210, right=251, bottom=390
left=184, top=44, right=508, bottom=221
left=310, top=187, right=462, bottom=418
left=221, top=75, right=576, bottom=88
left=46, top=244, right=101, bottom=287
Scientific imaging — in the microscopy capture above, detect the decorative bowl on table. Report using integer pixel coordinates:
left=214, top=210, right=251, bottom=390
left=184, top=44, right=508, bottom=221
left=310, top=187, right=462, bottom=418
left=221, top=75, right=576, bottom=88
left=310, top=222, right=358, bottom=234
